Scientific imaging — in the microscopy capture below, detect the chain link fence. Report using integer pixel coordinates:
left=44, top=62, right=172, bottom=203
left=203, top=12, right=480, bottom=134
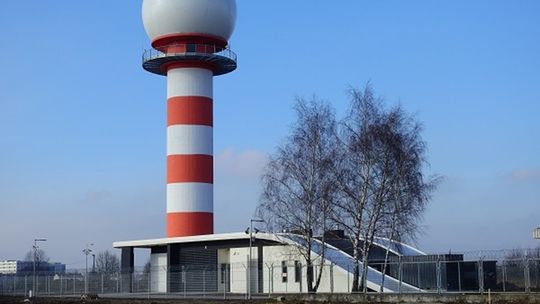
left=1, top=256, right=539, bottom=298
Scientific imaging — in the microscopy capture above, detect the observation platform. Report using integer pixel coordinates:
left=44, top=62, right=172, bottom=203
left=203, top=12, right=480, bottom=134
left=142, top=44, right=237, bottom=76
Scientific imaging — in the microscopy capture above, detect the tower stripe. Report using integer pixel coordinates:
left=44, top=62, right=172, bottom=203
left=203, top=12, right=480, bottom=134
left=166, top=212, right=214, bottom=237
left=167, top=68, right=213, bottom=98
left=167, top=125, right=213, bottom=155
left=167, top=96, right=213, bottom=126
left=167, top=154, right=213, bottom=184
left=167, top=183, right=213, bottom=213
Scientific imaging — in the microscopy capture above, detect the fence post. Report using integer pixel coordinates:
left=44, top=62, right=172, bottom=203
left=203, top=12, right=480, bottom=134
left=525, top=258, right=530, bottom=293
left=148, top=269, right=151, bottom=299
left=182, top=266, right=186, bottom=298
left=347, top=264, right=350, bottom=293
left=435, top=255, right=442, bottom=293
left=101, top=274, right=104, bottom=294
left=502, top=262, right=506, bottom=292
left=330, top=263, right=334, bottom=293
left=417, top=262, right=421, bottom=290
left=203, top=269, right=206, bottom=297
left=24, top=275, right=27, bottom=297
left=457, top=262, right=462, bottom=292
left=479, top=259, right=484, bottom=294
left=398, top=257, right=403, bottom=294
left=223, top=265, right=227, bottom=300
left=266, top=264, right=271, bottom=298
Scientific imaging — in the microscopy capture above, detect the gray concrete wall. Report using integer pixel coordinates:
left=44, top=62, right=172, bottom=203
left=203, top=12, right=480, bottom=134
left=283, top=293, right=540, bottom=304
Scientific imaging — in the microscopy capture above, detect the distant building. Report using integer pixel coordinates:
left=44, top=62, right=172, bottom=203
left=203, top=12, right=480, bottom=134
left=0, top=260, right=66, bottom=275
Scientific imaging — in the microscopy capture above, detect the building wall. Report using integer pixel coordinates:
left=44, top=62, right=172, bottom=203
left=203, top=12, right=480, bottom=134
left=228, top=247, right=259, bottom=293
left=260, top=245, right=351, bottom=293
left=146, top=242, right=354, bottom=294
left=217, top=245, right=352, bottom=294
left=150, top=253, right=168, bottom=293
left=0, top=261, right=17, bottom=274
left=0, top=260, right=65, bottom=275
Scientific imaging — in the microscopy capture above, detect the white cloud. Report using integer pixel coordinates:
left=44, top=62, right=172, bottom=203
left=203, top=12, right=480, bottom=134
left=507, top=168, right=540, bottom=181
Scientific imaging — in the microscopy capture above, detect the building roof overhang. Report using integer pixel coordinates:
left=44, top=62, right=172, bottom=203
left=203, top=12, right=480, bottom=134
left=113, top=232, right=283, bottom=249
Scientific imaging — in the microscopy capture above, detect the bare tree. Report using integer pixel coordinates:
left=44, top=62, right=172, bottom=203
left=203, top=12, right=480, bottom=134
left=332, top=85, right=436, bottom=292
left=95, top=250, right=120, bottom=274
left=143, top=259, right=151, bottom=274
left=257, top=97, right=338, bottom=292
left=377, top=105, right=439, bottom=291
left=24, top=248, right=50, bottom=272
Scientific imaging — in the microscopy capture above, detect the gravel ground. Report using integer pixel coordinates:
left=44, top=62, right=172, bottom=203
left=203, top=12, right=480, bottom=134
left=0, top=296, right=277, bottom=304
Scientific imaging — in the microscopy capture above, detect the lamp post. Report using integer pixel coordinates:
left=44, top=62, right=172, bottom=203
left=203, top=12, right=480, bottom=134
left=32, top=238, right=47, bottom=298
left=246, top=219, right=263, bottom=300
left=92, top=254, right=96, bottom=273
left=83, top=243, right=94, bottom=294
left=534, top=227, right=540, bottom=240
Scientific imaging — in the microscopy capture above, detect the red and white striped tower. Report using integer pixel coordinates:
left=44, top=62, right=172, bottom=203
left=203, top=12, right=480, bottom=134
left=142, top=0, right=237, bottom=237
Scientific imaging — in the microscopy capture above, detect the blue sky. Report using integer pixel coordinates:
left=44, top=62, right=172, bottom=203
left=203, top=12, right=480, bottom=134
left=0, top=1, right=539, bottom=268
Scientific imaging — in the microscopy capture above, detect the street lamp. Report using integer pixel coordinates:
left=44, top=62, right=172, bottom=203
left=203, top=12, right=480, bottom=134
left=32, top=238, right=47, bottom=298
left=534, top=227, right=540, bottom=240
left=83, top=243, right=94, bottom=294
left=246, top=219, right=263, bottom=300
left=92, top=254, right=96, bottom=273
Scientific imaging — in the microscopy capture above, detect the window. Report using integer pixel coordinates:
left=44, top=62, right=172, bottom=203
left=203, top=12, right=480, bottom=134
left=281, top=261, right=288, bottom=283
left=186, top=44, right=197, bottom=53
left=294, top=261, right=301, bottom=283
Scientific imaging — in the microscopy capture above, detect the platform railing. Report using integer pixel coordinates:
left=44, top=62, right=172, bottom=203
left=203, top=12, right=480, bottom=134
left=142, top=44, right=237, bottom=64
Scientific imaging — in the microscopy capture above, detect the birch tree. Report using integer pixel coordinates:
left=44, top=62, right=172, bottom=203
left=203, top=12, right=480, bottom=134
left=333, top=85, right=436, bottom=292
left=257, top=97, right=338, bottom=292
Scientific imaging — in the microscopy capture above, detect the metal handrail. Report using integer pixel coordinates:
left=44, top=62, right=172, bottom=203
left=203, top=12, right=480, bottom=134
left=142, top=44, right=237, bottom=64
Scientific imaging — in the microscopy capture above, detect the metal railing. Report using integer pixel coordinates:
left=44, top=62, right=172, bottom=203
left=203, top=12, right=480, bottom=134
left=1, top=257, right=539, bottom=298
left=142, top=44, right=237, bottom=65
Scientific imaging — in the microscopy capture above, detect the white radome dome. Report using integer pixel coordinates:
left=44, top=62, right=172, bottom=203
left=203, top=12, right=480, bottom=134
left=142, top=0, right=237, bottom=44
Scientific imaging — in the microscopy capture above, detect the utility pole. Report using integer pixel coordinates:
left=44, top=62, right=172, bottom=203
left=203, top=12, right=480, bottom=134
left=83, top=243, right=94, bottom=294
left=32, top=238, right=47, bottom=298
